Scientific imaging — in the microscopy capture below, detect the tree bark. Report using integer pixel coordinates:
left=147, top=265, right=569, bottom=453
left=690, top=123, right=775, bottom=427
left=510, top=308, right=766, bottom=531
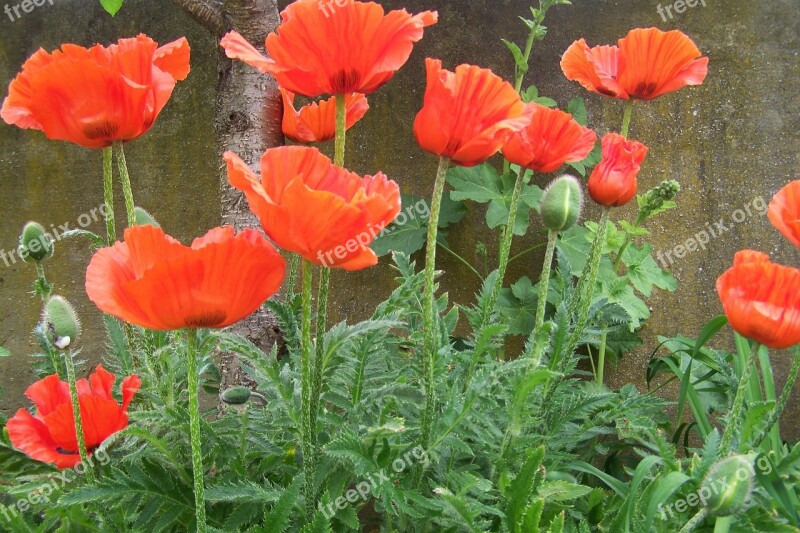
left=174, top=0, right=284, bottom=392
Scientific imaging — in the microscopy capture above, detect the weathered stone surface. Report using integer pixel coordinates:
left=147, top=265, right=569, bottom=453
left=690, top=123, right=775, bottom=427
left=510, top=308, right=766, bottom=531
left=1, top=0, right=798, bottom=438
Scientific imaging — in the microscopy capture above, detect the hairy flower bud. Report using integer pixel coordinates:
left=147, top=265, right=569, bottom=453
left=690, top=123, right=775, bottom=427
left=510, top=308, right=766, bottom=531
left=221, top=386, right=252, bottom=405
left=540, top=175, right=583, bottom=232
left=133, top=207, right=161, bottom=228
left=18, top=222, right=54, bottom=263
left=701, top=455, right=755, bottom=516
left=43, top=296, right=81, bottom=349
left=638, top=179, right=681, bottom=221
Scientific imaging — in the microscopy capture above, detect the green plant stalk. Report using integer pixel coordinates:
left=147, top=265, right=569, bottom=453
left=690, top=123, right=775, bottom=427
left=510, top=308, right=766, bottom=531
left=755, top=346, right=780, bottom=451
left=310, top=266, right=330, bottom=452
left=335, top=94, right=346, bottom=167
left=713, top=516, right=733, bottom=533
left=420, top=156, right=450, bottom=451
left=720, top=344, right=760, bottom=453
left=596, top=330, right=608, bottom=385
left=286, top=254, right=299, bottom=300
left=513, top=27, right=537, bottom=93
left=564, top=209, right=610, bottom=359
left=679, top=508, right=708, bottom=532
left=437, top=242, right=483, bottom=281
left=532, top=230, right=558, bottom=336
left=63, top=350, right=94, bottom=483
left=753, top=346, right=800, bottom=448
left=185, top=328, right=207, bottom=532
left=482, top=169, right=529, bottom=328
left=620, top=98, right=634, bottom=139
left=114, top=142, right=136, bottom=228
left=300, top=260, right=316, bottom=519
left=34, top=261, right=51, bottom=302
left=102, top=147, right=116, bottom=243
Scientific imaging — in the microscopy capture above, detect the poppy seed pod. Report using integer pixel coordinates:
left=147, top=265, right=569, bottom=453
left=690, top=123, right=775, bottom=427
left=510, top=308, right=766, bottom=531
left=44, top=296, right=81, bottom=348
left=540, top=175, right=583, bottom=232
left=221, top=386, right=252, bottom=405
left=701, top=455, right=756, bottom=516
left=19, top=221, right=54, bottom=263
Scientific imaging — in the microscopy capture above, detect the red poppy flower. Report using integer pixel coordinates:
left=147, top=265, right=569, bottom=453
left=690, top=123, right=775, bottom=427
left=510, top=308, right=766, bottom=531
left=1, top=35, right=190, bottom=149
left=561, top=27, right=708, bottom=101
left=280, top=88, right=369, bottom=143
left=6, top=365, right=140, bottom=469
left=502, top=102, right=597, bottom=173
left=587, top=133, right=648, bottom=207
left=768, top=180, right=800, bottom=248
left=414, top=58, right=531, bottom=167
left=220, top=0, right=436, bottom=97
left=86, top=225, right=285, bottom=330
left=225, top=146, right=400, bottom=271
left=716, top=251, right=800, bottom=349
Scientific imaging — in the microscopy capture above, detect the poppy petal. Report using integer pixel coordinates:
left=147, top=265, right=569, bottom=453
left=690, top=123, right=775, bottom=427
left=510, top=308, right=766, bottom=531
left=6, top=408, right=80, bottom=470
left=768, top=181, right=800, bottom=248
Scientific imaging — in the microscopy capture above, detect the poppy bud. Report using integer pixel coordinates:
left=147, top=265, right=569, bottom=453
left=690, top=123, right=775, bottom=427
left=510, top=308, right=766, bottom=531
left=540, top=175, right=583, bottom=232
left=701, top=455, right=755, bottom=516
left=44, top=296, right=81, bottom=349
left=133, top=207, right=161, bottom=228
left=18, top=222, right=54, bottom=263
left=587, top=133, right=648, bottom=207
left=221, top=386, right=252, bottom=405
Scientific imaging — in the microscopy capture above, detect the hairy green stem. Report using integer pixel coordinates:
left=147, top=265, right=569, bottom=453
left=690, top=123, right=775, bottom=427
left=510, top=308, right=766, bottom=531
left=437, top=242, right=483, bottom=281
left=679, top=508, right=708, bottom=532
left=720, top=346, right=760, bottom=453
left=186, top=329, right=207, bottom=532
left=532, top=230, right=558, bottom=336
left=621, top=99, right=634, bottom=139
left=420, top=156, right=450, bottom=451
left=102, top=147, right=116, bottom=244
left=63, top=350, right=94, bottom=483
left=286, top=254, right=299, bottom=300
left=753, top=347, right=800, bottom=448
left=335, top=95, right=346, bottom=167
left=311, top=266, right=330, bottom=454
left=596, top=330, right=608, bottom=385
left=300, top=261, right=316, bottom=519
left=114, top=142, right=136, bottom=228
left=713, top=515, right=733, bottom=533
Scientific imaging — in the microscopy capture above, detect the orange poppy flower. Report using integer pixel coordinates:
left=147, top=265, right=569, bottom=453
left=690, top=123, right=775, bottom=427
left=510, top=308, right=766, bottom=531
left=225, top=146, right=400, bottom=271
left=502, top=102, right=597, bottom=173
left=280, top=88, right=369, bottom=143
left=6, top=365, right=140, bottom=469
left=561, top=28, right=708, bottom=101
left=1, top=34, right=190, bottom=149
left=86, top=225, right=285, bottom=330
left=768, top=180, right=800, bottom=248
left=587, top=133, right=648, bottom=207
left=716, top=250, right=800, bottom=349
left=220, top=0, right=437, bottom=97
left=414, top=58, right=531, bottom=167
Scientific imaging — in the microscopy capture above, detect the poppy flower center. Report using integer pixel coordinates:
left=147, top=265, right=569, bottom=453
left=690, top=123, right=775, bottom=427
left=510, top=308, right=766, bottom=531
left=83, top=120, right=120, bottom=140
left=185, top=310, right=227, bottom=329
left=631, top=82, right=658, bottom=99
left=330, top=70, right=362, bottom=94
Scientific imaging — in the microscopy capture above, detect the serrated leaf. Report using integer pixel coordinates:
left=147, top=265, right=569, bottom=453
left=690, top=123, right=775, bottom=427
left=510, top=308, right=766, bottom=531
left=622, top=244, right=677, bottom=297
left=502, top=39, right=528, bottom=74
left=565, top=97, right=587, bottom=126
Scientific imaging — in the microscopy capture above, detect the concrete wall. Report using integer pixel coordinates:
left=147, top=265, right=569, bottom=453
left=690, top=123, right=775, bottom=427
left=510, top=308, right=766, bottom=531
left=1, top=0, right=798, bottom=437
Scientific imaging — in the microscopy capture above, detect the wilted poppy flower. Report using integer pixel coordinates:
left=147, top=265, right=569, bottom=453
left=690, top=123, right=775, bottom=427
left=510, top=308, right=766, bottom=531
left=768, top=180, right=800, bottom=248
left=1, top=34, right=190, bottom=149
left=502, top=102, right=597, bottom=173
left=280, top=88, right=369, bottom=143
left=221, top=0, right=437, bottom=97
left=587, top=133, right=648, bottom=207
left=86, top=225, right=285, bottom=330
left=6, top=365, right=140, bottom=469
left=414, top=58, right=531, bottom=167
left=716, top=251, right=800, bottom=349
left=561, top=27, right=708, bottom=101
left=225, top=146, right=400, bottom=270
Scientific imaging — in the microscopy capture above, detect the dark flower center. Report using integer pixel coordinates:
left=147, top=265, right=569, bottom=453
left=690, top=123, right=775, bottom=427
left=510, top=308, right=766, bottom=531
left=185, top=310, right=227, bottom=329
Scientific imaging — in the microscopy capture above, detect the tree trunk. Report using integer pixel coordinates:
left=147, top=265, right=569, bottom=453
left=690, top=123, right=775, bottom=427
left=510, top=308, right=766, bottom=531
left=173, top=0, right=284, bottom=393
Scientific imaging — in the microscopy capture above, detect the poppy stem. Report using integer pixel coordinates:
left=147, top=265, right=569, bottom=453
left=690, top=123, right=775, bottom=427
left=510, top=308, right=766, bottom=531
left=752, top=347, right=800, bottom=448
left=114, top=142, right=137, bottom=228
left=185, top=328, right=207, bottom=532
left=420, top=156, right=450, bottom=454
left=532, top=230, right=558, bottom=341
left=102, top=147, right=116, bottom=244
left=62, top=350, right=94, bottom=483
left=620, top=99, right=634, bottom=139
left=334, top=94, right=346, bottom=167
left=720, top=344, right=760, bottom=453
left=300, top=260, right=317, bottom=520
left=286, top=254, right=299, bottom=300
left=310, top=265, right=330, bottom=468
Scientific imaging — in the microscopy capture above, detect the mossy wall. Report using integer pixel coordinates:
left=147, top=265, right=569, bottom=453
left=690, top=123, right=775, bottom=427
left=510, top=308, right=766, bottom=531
left=1, top=0, right=798, bottom=437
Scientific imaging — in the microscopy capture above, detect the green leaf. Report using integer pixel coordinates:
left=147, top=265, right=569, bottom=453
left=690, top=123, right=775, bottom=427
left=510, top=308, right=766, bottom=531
left=447, top=164, right=503, bottom=204
left=496, top=277, right=539, bottom=335
left=0, top=347, right=9, bottom=357
left=622, top=244, right=677, bottom=297
left=565, top=97, right=588, bottom=126
left=502, top=39, right=528, bottom=74
left=99, top=0, right=124, bottom=16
